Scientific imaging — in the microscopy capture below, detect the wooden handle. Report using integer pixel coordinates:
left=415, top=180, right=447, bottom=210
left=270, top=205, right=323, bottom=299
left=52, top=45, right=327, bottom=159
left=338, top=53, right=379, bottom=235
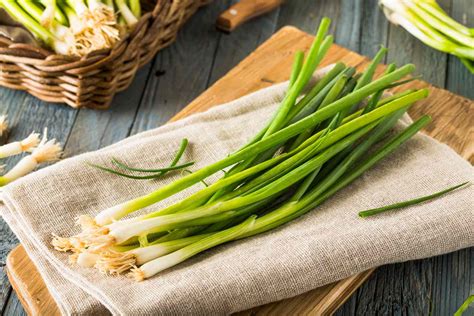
left=216, top=0, right=283, bottom=32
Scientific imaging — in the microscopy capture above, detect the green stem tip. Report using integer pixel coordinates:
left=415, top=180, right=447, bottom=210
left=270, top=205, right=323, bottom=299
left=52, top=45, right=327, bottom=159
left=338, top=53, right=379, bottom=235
left=359, top=181, right=470, bottom=217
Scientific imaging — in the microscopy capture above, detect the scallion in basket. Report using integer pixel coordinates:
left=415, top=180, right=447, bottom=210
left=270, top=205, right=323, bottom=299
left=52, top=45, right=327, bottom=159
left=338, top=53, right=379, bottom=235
left=0, top=0, right=142, bottom=56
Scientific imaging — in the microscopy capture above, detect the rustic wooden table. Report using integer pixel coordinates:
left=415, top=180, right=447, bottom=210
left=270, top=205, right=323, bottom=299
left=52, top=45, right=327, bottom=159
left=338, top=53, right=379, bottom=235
left=0, top=0, right=472, bottom=315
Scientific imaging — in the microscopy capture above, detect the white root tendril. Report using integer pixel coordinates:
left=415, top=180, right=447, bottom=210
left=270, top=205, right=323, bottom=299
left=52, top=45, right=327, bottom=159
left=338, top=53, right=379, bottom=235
left=68, top=5, right=120, bottom=56
left=77, top=226, right=115, bottom=251
left=31, top=139, right=62, bottom=164
left=20, top=133, right=41, bottom=152
left=95, top=250, right=136, bottom=275
left=77, top=252, right=100, bottom=268
left=130, top=267, right=145, bottom=282
left=76, top=215, right=101, bottom=231
left=51, top=234, right=77, bottom=252
left=0, top=115, right=8, bottom=137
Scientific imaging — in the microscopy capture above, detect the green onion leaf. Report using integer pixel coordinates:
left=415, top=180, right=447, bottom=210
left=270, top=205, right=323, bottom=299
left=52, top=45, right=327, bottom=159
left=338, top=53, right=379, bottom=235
left=358, top=181, right=470, bottom=217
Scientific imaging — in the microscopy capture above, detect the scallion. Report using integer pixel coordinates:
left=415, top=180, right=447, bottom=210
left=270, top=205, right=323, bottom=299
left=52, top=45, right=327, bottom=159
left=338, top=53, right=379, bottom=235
left=358, top=181, right=470, bottom=217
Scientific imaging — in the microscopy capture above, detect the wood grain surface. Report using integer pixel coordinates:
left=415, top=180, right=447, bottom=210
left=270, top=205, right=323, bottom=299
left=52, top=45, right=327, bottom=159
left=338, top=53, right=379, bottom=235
left=5, top=26, right=473, bottom=315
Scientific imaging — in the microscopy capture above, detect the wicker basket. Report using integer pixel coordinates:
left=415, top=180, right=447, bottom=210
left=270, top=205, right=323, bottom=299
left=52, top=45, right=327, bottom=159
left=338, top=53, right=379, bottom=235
left=0, top=0, right=210, bottom=109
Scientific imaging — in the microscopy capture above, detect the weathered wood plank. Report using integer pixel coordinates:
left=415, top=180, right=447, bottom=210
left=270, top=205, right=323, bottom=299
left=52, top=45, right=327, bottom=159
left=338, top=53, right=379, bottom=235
left=386, top=0, right=451, bottom=88
left=0, top=220, right=15, bottom=313
left=62, top=63, right=155, bottom=157
left=276, top=0, right=339, bottom=35
left=3, top=292, right=25, bottom=316
left=446, top=0, right=473, bottom=99
left=431, top=248, right=474, bottom=315
left=358, top=0, right=390, bottom=58
left=130, top=1, right=229, bottom=134
left=207, top=0, right=279, bottom=86
left=334, top=0, right=363, bottom=52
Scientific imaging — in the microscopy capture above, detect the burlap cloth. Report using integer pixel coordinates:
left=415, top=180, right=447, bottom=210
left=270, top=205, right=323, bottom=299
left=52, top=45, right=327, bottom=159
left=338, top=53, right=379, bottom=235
left=1, top=68, right=473, bottom=315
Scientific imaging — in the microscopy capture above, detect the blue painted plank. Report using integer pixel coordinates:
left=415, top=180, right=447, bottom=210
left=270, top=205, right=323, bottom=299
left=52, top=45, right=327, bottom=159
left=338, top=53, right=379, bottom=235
left=446, top=0, right=473, bottom=99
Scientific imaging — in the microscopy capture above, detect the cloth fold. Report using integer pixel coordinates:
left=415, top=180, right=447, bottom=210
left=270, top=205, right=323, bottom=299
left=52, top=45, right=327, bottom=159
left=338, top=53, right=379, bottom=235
left=1, top=69, right=473, bottom=315
left=0, top=9, right=39, bottom=46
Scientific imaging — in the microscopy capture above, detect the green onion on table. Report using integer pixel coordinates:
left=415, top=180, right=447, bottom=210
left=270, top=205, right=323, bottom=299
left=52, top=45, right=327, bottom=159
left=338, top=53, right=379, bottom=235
left=0, top=132, right=39, bottom=158
left=380, top=0, right=474, bottom=73
left=0, top=0, right=142, bottom=56
left=0, top=126, right=63, bottom=186
left=0, top=132, right=62, bottom=186
left=51, top=17, right=467, bottom=281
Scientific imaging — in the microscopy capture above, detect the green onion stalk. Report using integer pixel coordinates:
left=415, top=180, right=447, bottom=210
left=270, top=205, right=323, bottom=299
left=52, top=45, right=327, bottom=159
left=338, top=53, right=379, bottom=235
left=51, top=18, right=443, bottom=281
left=98, top=90, right=427, bottom=243
left=106, top=114, right=431, bottom=279
left=380, top=0, right=474, bottom=73
left=38, top=0, right=68, bottom=25
left=84, top=64, right=417, bottom=228
left=204, top=19, right=335, bottom=203
left=53, top=90, right=426, bottom=271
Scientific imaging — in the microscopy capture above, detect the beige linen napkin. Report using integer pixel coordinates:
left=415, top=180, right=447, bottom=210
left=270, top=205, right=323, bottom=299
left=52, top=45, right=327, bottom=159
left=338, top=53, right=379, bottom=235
left=1, top=69, right=473, bottom=315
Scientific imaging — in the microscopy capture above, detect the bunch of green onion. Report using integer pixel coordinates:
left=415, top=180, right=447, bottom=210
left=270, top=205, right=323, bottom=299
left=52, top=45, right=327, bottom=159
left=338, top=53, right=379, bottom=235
left=380, top=0, right=474, bottom=73
left=0, top=0, right=141, bottom=56
left=52, top=17, right=433, bottom=281
left=0, top=123, right=62, bottom=186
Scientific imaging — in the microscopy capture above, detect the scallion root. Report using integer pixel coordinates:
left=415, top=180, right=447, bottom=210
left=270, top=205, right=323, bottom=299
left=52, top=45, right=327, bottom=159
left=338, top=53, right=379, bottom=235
left=51, top=234, right=77, bottom=252
left=95, top=250, right=136, bottom=275
left=130, top=267, right=145, bottom=282
left=76, top=252, right=100, bottom=268
left=22, top=133, right=41, bottom=152
left=76, top=215, right=101, bottom=231
left=31, top=138, right=62, bottom=163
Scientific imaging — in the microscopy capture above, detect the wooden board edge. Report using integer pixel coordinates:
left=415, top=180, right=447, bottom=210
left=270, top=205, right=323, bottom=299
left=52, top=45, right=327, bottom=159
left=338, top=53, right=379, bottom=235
left=6, top=246, right=61, bottom=316
left=311, top=269, right=375, bottom=315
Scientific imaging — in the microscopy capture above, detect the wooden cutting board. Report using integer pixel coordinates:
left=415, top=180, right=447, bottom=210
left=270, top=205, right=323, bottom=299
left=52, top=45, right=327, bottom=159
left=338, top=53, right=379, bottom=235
left=6, top=26, right=473, bottom=316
